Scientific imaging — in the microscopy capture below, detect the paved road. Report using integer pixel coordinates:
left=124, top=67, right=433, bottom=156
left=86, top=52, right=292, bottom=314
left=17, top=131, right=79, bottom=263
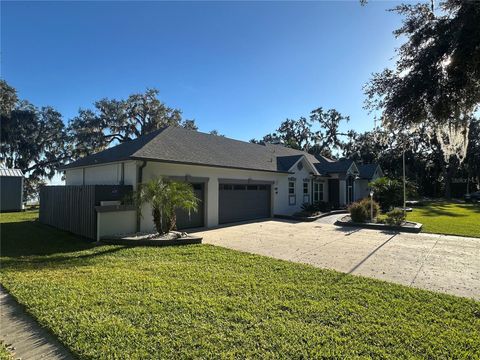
left=194, top=219, right=480, bottom=300
left=0, top=287, right=74, bottom=360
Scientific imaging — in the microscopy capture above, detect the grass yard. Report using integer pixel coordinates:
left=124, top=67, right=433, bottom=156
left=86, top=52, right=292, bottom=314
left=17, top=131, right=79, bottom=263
left=407, top=202, right=480, bottom=238
left=1, top=211, right=479, bottom=359
left=0, top=343, right=12, bottom=360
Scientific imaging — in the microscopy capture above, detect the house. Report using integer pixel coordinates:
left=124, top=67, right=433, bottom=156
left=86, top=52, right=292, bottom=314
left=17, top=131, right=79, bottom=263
left=0, top=168, right=24, bottom=212
left=61, top=127, right=382, bottom=232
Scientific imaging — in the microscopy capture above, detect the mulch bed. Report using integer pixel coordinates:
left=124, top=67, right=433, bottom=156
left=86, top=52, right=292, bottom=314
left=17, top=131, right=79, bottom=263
left=100, top=231, right=202, bottom=246
left=335, top=215, right=422, bottom=233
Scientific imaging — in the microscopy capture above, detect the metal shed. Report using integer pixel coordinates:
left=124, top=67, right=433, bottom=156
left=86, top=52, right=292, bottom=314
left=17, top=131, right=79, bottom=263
left=0, top=169, right=24, bottom=212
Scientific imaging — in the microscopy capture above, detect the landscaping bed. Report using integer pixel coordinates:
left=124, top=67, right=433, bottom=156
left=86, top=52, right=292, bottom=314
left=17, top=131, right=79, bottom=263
left=1, top=211, right=479, bottom=359
left=101, top=231, right=202, bottom=246
left=335, top=215, right=423, bottom=233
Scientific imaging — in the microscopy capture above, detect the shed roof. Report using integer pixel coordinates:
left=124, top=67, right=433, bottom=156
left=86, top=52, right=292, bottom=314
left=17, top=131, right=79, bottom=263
left=0, top=168, right=24, bottom=177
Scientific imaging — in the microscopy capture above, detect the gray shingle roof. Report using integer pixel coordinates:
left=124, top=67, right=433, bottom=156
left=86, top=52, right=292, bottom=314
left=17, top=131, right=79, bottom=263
left=276, top=155, right=304, bottom=172
left=61, top=126, right=377, bottom=177
left=314, top=158, right=354, bottom=175
left=358, top=164, right=379, bottom=179
left=62, top=127, right=298, bottom=173
left=0, top=168, right=23, bottom=177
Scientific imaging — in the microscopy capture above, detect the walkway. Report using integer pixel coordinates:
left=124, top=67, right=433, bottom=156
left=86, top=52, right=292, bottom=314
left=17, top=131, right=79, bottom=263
left=0, top=287, right=74, bottom=360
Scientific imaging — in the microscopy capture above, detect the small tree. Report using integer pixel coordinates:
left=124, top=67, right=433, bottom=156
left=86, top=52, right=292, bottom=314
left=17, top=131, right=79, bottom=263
left=134, top=177, right=199, bottom=235
left=369, top=177, right=403, bottom=211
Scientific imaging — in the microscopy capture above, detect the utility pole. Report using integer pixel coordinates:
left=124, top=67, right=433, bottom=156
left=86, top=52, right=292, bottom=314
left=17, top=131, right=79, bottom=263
left=403, top=149, right=406, bottom=215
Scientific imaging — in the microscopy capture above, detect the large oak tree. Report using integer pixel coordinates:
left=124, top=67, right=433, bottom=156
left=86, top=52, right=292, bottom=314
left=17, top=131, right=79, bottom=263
left=69, top=88, right=198, bottom=157
left=364, top=0, right=480, bottom=197
left=0, top=80, right=70, bottom=200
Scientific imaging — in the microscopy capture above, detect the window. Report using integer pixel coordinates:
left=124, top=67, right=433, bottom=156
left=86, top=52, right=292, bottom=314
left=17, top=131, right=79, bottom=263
left=303, top=181, right=309, bottom=203
left=288, top=181, right=296, bottom=205
left=234, top=185, right=246, bottom=190
left=313, top=182, right=324, bottom=202
left=247, top=185, right=258, bottom=190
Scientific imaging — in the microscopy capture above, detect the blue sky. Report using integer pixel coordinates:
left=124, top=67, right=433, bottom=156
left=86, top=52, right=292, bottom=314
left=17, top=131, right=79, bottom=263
left=2, top=1, right=402, bottom=142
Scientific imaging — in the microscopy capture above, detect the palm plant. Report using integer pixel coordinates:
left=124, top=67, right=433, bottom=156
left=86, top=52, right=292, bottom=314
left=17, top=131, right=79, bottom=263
left=134, top=177, right=199, bottom=235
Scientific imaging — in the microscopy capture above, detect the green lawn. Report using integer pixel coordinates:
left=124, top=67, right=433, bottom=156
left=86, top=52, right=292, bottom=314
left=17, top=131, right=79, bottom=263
left=0, top=342, right=12, bottom=360
left=1, top=211, right=479, bottom=359
left=407, top=202, right=480, bottom=238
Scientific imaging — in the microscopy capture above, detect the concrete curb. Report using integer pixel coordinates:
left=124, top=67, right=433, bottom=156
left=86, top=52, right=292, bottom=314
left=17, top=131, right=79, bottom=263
left=100, top=236, right=203, bottom=246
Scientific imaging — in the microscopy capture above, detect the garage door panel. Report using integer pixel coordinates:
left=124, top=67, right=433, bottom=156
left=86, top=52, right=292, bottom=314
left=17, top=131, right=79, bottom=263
left=219, top=184, right=271, bottom=224
left=176, top=183, right=204, bottom=229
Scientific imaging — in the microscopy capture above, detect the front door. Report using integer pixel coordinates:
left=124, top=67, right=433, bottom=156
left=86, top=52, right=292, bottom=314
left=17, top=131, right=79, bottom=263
left=328, top=179, right=340, bottom=209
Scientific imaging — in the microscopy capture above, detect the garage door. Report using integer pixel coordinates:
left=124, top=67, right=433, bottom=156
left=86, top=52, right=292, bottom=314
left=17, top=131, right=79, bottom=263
left=176, top=183, right=204, bottom=229
left=219, top=183, right=271, bottom=224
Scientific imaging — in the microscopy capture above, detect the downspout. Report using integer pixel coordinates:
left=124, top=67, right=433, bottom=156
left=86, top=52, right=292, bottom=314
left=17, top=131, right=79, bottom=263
left=136, top=161, right=147, bottom=232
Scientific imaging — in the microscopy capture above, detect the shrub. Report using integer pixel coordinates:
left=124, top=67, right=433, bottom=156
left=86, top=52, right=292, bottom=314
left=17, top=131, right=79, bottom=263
left=349, top=202, right=368, bottom=222
left=316, top=201, right=333, bottom=212
left=385, top=209, right=406, bottom=226
left=301, top=203, right=318, bottom=214
left=349, top=198, right=380, bottom=223
left=358, top=198, right=380, bottom=219
left=300, top=201, right=333, bottom=215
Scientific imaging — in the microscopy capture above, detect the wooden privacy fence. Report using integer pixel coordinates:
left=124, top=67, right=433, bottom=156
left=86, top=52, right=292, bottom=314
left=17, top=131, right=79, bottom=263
left=40, top=185, right=133, bottom=240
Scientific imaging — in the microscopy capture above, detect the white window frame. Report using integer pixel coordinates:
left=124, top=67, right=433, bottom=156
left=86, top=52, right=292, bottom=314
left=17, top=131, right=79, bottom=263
left=288, top=181, right=296, bottom=205
left=303, top=181, right=309, bottom=203
left=313, top=182, right=324, bottom=202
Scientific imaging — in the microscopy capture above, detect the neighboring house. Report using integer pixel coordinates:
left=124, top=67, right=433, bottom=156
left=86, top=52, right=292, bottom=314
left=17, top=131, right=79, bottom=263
left=61, top=127, right=382, bottom=231
left=0, top=168, right=24, bottom=212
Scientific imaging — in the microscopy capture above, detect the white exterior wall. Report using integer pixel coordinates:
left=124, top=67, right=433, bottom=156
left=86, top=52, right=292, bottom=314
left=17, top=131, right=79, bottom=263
left=65, top=158, right=333, bottom=232
left=355, top=179, right=370, bottom=201
left=140, top=160, right=320, bottom=231
left=65, top=161, right=137, bottom=186
left=124, top=162, right=138, bottom=188
left=65, top=168, right=83, bottom=185
left=97, top=210, right=136, bottom=240
left=84, top=163, right=121, bottom=185
left=275, top=160, right=315, bottom=214
left=141, top=161, right=284, bottom=231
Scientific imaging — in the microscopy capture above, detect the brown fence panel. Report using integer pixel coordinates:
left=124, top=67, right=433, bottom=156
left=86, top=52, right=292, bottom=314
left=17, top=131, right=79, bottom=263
left=39, top=185, right=132, bottom=240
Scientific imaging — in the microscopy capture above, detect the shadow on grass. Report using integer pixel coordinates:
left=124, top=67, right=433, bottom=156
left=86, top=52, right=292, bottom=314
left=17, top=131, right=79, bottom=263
left=1, top=220, right=130, bottom=273
left=413, top=203, right=480, bottom=217
left=0, top=220, right=98, bottom=258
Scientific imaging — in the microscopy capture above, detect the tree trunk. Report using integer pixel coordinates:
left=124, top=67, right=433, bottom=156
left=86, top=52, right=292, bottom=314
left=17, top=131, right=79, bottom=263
left=443, top=157, right=458, bottom=199
left=169, top=212, right=177, bottom=232
left=152, top=207, right=165, bottom=235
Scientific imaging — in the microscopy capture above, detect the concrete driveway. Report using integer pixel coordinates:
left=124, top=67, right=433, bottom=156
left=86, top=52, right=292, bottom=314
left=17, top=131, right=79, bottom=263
left=193, top=219, right=480, bottom=300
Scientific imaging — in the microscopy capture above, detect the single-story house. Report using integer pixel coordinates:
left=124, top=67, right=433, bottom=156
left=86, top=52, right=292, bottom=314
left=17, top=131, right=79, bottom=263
left=61, top=127, right=382, bottom=232
left=0, top=168, right=24, bottom=212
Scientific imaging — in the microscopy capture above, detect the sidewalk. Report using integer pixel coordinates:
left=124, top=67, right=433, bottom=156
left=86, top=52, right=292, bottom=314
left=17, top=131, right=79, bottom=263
left=0, top=287, right=74, bottom=360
